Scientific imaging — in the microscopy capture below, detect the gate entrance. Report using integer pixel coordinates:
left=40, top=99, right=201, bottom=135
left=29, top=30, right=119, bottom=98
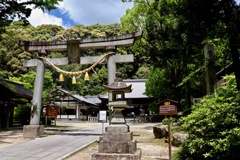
left=19, top=31, right=142, bottom=137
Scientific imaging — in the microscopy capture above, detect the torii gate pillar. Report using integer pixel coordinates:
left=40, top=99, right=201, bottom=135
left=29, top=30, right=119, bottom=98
left=23, top=51, right=46, bottom=138
left=107, top=46, right=116, bottom=124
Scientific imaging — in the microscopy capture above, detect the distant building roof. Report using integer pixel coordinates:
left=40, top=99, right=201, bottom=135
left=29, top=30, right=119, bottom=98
left=51, top=88, right=99, bottom=108
left=0, top=78, right=33, bottom=99
left=84, top=96, right=101, bottom=104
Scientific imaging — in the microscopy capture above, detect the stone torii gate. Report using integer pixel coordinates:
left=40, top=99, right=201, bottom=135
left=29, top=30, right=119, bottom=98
left=20, top=31, right=142, bottom=138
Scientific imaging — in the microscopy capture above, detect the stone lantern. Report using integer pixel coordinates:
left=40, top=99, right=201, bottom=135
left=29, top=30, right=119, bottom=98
left=92, top=72, right=141, bottom=160
left=104, top=72, right=132, bottom=125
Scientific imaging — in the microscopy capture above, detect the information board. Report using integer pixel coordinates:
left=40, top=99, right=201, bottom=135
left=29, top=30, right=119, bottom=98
left=159, top=105, right=177, bottom=115
left=46, top=105, right=58, bottom=118
left=98, top=110, right=107, bottom=122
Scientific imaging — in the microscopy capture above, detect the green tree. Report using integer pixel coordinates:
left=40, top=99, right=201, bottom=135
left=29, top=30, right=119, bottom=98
left=175, top=75, right=240, bottom=160
left=0, top=22, right=32, bottom=78
left=176, top=0, right=240, bottom=90
left=121, top=0, right=240, bottom=112
left=122, top=0, right=205, bottom=110
left=132, top=65, right=150, bottom=79
left=0, top=0, right=62, bottom=35
left=10, top=70, right=56, bottom=105
left=32, top=24, right=64, bottom=41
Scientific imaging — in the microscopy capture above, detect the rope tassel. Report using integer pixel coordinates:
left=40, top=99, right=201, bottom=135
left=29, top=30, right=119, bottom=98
left=59, top=73, right=64, bottom=82
left=72, top=76, right=76, bottom=84
left=84, top=72, right=89, bottom=81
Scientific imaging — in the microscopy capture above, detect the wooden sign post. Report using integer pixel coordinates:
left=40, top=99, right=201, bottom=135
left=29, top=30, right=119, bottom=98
left=159, top=99, right=178, bottom=160
left=46, top=105, right=58, bottom=126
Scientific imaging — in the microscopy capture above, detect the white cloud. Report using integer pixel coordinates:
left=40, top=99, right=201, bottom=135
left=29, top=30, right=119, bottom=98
left=58, top=0, right=133, bottom=26
left=27, top=9, right=67, bottom=28
left=24, top=0, right=133, bottom=28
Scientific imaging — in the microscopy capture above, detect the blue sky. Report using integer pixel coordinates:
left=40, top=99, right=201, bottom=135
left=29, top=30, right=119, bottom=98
left=27, top=0, right=134, bottom=28
left=26, top=0, right=240, bottom=28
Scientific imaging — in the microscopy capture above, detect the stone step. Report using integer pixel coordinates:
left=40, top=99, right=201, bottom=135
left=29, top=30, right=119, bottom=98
left=99, top=141, right=137, bottom=153
left=92, top=148, right=141, bottom=160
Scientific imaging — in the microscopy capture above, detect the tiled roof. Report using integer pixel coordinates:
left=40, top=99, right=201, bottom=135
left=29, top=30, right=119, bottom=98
left=84, top=96, right=101, bottom=104
left=0, top=78, right=33, bottom=99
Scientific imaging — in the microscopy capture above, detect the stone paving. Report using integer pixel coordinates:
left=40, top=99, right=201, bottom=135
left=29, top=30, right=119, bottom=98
left=0, top=121, right=104, bottom=160
left=0, top=121, right=170, bottom=160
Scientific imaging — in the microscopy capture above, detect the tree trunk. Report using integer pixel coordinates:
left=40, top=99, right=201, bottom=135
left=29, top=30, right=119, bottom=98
left=185, top=82, right=192, bottom=109
left=230, top=42, right=240, bottom=91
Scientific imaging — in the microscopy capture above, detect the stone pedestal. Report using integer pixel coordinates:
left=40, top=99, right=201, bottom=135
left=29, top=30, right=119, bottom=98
left=106, top=124, right=129, bottom=133
left=92, top=125, right=141, bottom=160
left=23, top=125, right=44, bottom=138
left=92, top=149, right=141, bottom=160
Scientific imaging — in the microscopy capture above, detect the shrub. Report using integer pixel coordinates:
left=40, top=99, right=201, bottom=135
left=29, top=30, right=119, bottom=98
left=174, top=76, right=240, bottom=160
left=162, top=117, right=177, bottom=125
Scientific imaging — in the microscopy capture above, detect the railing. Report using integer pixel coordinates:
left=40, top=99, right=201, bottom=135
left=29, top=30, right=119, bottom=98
left=56, top=115, right=87, bottom=120
left=88, top=116, right=98, bottom=122
left=57, top=115, right=76, bottom=119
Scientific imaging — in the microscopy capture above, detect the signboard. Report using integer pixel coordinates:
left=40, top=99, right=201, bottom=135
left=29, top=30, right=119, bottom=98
left=159, top=105, right=177, bottom=115
left=46, top=105, right=58, bottom=118
left=159, top=101, right=177, bottom=115
left=98, top=110, right=107, bottom=123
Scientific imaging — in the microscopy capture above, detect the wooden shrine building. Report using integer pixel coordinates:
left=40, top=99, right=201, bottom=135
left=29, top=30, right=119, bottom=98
left=0, top=79, right=33, bottom=128
left=49, top=87, right=99, bottom=120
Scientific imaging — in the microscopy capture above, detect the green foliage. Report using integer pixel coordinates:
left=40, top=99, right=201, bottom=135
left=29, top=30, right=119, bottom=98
left=176, top=0, right=240, bottom=90
left=10, top=70, right=56, bottom=105
left=14, top=104, right=31, bottom=125
left=55, top=24, right=121, bottom=41
left=0, top=0, right=62, bottom=35
left=174, top=75, right=240, bottom=160
left=32, top=24, right=64, bottom=41
left=133, top=65, right=150, bottom=79
left=145, top=66, right=182, bottom=104
left=145, top=67, right=171, bottom=98
left=0, top=23, right=32, bottom=78
left=121, top=0, right=240, bottom=112
left=75, top=66, right=108, bottom=96
left=121, top=1, right=149, bottom=32
left=162, top=117, right=177, bottom=125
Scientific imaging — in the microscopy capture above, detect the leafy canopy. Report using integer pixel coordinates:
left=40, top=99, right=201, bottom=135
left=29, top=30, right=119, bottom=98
left=0, top=0, right=62, bottom=34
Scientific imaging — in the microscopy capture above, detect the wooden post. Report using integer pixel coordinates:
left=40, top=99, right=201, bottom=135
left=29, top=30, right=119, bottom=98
left=45, top=116, right=47, bottom=127
left=204, top=44, right=216, bottom=95
left=168, top=115, right=172, bottom=160
left=102, top=122, right=104, bottom=134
